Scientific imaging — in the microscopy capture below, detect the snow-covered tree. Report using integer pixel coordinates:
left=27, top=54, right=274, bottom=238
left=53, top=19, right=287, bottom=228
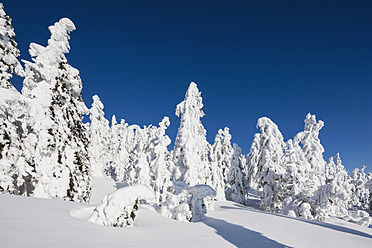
left=282, top=139, right=312, bottom=201
left=107, top=116, right=129, bottom=181
left=88, top=184, right=155, bottom=228
left=297, top=113, right=326, bottom=191
left=88, top=95, right=110, bottom=177
left=279, top=137, right=319, bottom=219
left=246, top=117, right=286, bottom=212
left=22, top=18, right=91, bottom=202
left=309, top=154, right=351, bottom=221
left=0, top=3, right=23, bottom=88
left=210, top=127, right=233, bottom=200
left=173, top=82, right=211, bottom=186
left=0, top=88, right=34, bottom=195
left=159, top=182, right=216, bottom=222
left=349, top=166, right=371, bottom=212
left=225, top=143, right=247, bottom=204
left=148, top=117, right=173, bottom=203
left=0, top=3, right=33, bottom=195
left=325, top=153, right=351, bottom=193
left=125, top=124, right=151, bottom=186
left=188, top=185, right=216, bottom=221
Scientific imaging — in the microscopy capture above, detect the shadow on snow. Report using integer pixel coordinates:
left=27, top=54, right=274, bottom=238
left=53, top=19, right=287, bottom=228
left=220, top=204, right=372, bottom=239
left=203, top=217, right=292, bottom=248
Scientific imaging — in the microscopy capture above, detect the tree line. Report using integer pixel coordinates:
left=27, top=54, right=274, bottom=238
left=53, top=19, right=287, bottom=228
left=0, top=3, right=371, bottom=223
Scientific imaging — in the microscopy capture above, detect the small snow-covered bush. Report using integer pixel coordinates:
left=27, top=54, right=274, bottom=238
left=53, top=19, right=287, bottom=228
left=88, top=184, right=155, bottom=228
left=159, top=182, right=216, bottom=222
left=188, top=185, right=216, bottom=221
left=159, top=181, right=192, bottom=222
left=159, top=194, right=192, bottom=222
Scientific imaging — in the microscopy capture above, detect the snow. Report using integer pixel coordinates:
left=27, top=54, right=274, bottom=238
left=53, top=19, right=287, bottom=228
left=1, top=5, right=372, bottom=247
left=1, top=190, right=372, bottom=247
left=87, top=184, right=155, bottom=227
left=89, top=176, right=117, bottom=205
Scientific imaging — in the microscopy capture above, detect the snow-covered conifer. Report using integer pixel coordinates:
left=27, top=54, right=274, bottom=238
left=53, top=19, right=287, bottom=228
left=0, top=4, right=33, bottom=195
left=225, top=143, right=247, bottom=204
left=188, top=185, right=216, bottom=221
left=311, top=154, right=351, bottom=221
left=173, top=82, right=211, bottom=186
left=280, top=137, right=315, bottom=218
left=0, top=3, right=23, bottom=89
left=106, top=116, right=130, bottom=181
left=124, top=124, right=151, bottom=185
left=22, top=18, right=91, bottom=202
left=88, top=184, right=155, bottom=228
left=0, top=89, right=33, bottom=195
left=297, top=113, right=326, bottom=190
left=148, top=117, right=173, bottom=203
left=88, top=95, right=110, bottom=177
left=282, top=139, right=312, bottom=200
left=210, top=127, right=233, bottom=200
left=246, top=117, right=286, bottom=212
left=349, top=166, right=371, bottom=212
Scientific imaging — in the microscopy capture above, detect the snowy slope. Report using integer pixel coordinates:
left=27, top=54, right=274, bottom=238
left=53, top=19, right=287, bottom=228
left=1, top=191, right=371, bottom=248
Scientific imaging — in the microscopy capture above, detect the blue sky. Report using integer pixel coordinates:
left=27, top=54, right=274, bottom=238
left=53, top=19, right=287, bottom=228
left=4, top=0, right=372, bottom=173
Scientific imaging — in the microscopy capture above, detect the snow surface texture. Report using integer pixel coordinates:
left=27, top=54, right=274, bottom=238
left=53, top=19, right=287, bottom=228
left=1, top=193, right=372, bottom=248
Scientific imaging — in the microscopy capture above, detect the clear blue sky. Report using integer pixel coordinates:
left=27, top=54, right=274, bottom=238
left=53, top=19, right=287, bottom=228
left=4, top=0, right=372, bottom=173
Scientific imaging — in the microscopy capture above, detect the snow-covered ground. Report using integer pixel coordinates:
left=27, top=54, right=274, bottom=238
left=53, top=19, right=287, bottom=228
left=1, top=178, right=371, bottom=248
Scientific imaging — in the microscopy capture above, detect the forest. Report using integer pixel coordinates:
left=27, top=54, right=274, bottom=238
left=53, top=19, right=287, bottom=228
left=0, top=3, right=371, bottom=227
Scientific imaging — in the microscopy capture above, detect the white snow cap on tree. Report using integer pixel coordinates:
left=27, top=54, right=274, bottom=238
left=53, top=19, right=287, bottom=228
left=22, top=18, right=77, bottom=98
left=173, top=82, right=211, bottom=186
left=188, top=185, right=216, bottom=221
